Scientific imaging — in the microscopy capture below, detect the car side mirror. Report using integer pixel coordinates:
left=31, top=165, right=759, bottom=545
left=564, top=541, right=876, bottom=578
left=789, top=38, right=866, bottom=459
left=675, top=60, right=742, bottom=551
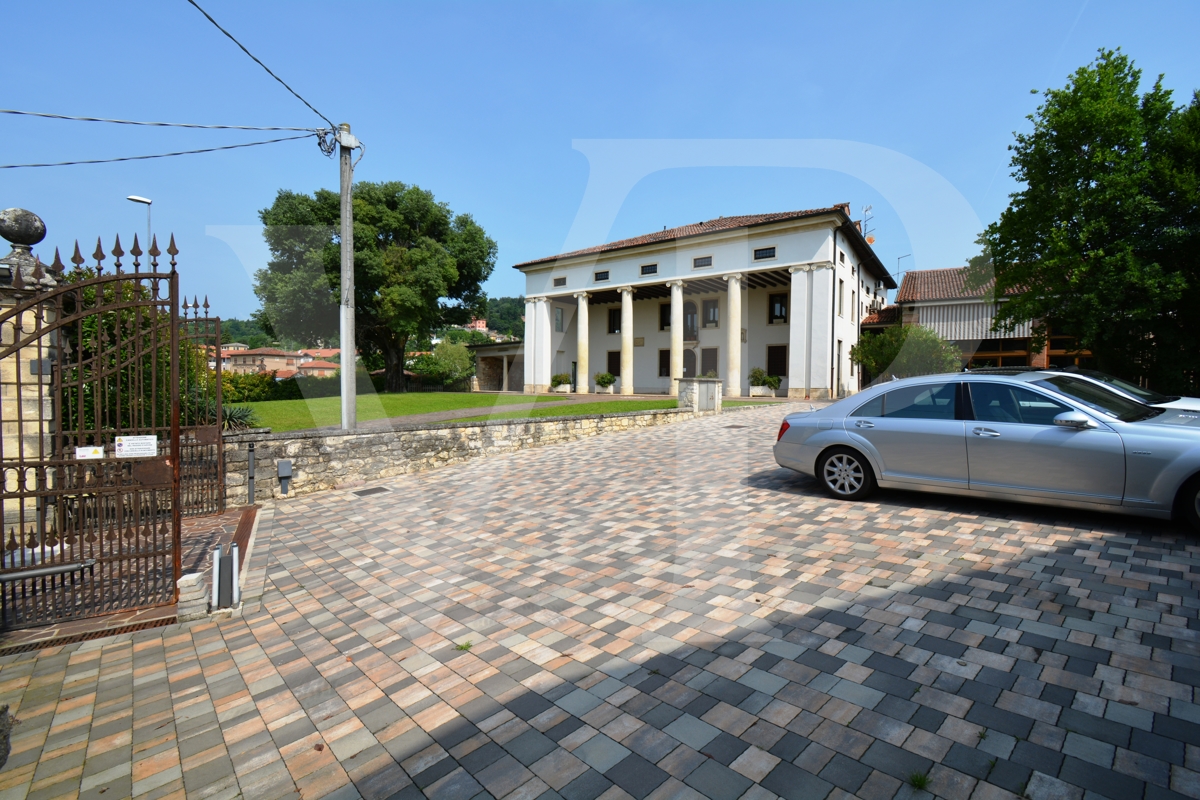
left=1053, top=411, right=1095, bottom=429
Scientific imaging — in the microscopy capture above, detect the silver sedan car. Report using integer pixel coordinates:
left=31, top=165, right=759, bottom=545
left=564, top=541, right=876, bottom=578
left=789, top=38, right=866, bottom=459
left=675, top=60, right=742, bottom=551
left=773, top=372, right=1200, bottom=529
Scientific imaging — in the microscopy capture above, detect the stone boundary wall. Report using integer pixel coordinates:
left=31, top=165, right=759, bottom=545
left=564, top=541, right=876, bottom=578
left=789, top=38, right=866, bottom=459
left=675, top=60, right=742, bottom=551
left=223, top=407, right=713, bottom=505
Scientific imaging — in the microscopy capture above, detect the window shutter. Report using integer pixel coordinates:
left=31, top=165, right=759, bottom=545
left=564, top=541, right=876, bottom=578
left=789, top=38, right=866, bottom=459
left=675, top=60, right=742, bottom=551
left=607, top=351, right=621, bottom=376
left=767, top=345, right=787, bottom=377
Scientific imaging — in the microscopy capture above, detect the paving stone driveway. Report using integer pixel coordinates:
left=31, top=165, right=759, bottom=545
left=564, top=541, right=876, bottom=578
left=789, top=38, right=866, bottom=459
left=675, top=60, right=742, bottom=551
left=3, top=404, right=1200, bottom=800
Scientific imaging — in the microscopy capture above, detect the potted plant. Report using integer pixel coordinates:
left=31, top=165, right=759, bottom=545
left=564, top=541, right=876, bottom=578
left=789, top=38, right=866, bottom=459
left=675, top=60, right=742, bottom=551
left=594, top=372, right=616, bottom=394
left=749, top=367, right=782, bottom=397
left=550, top=373, right=573, bottom=393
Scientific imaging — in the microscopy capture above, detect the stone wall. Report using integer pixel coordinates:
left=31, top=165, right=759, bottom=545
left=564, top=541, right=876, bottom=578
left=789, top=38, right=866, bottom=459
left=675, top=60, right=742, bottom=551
left=224, top=406, right=706, bottom=505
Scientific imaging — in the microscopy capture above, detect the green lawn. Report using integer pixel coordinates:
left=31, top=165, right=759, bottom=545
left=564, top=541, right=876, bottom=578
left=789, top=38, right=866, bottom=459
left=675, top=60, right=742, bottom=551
left=237, top=393, right=569, bottom=432
left=454, top=400, right=679, bottom=422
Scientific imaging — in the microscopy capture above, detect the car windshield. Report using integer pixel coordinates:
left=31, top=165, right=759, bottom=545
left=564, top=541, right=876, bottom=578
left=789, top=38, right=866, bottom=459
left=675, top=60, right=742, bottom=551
left=1032, top=376, right=1165, bottom=422
left=1066, top=368, right=1180, bottom=404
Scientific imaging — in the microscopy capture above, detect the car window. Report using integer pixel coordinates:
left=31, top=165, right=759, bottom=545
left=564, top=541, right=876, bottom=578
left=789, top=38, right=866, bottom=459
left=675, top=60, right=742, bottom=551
left=1071, top=368, right=1177, bottom=405
left=851, top=395, right=883, bottom=417
left=1033, top=375, right=1164, bottom=422
left=971, top=382, right=1069, bottom=425
left=881, top=383, right=957, bottom=420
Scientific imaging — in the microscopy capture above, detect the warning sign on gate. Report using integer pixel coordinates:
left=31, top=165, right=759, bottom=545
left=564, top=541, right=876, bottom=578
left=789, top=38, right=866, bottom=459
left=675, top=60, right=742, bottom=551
left=115, top=435, right=158, bottom=458
left=75, top=446, right=103, bottom=460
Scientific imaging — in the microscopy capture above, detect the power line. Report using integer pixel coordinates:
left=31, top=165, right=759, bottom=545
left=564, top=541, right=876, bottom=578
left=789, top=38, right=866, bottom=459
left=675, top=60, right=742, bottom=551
left=0, top=134, right=314, bottom=169
left=184, top=0, right=335, bottom=130
left=0, top=109, right=318, bottom=131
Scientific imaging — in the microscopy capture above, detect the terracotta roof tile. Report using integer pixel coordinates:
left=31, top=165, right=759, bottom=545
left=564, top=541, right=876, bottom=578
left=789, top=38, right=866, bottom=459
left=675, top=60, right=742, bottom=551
left=895, top=267, right=1017, bottom=303
left=861, top=305, right=900, bottom=326
left=514, top=206, right=849, bottom=268
left=299, top=360, right=339, bottom=369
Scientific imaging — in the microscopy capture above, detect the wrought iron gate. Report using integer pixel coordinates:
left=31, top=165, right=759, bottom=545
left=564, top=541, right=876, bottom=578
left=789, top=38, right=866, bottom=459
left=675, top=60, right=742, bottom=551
left=0, top=236, right=199, bottom=630
left=180, top=300, right=223, bottom=517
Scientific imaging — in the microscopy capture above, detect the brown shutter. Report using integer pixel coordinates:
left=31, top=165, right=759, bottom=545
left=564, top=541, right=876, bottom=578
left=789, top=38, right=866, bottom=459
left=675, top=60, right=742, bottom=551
left=767, top=345, right=787, bottom=377
left=701, top=348, right=718, bottom=376
left=607, top=350, right=621, bottom=376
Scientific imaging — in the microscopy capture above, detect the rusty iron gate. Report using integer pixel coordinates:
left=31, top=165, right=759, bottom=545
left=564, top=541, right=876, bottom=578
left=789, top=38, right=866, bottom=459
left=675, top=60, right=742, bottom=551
left=0, top=236, right=207, bottom=630
left=180, top=300, right=224, bottom=517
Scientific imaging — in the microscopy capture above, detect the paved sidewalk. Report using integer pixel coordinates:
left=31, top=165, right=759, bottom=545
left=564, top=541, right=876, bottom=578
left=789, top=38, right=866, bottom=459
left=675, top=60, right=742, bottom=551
left=2, top=404, right=1199, bottom=800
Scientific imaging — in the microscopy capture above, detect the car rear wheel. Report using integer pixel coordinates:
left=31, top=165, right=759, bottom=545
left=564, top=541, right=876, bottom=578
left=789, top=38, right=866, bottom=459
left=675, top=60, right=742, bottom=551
left=1179, top=477, right=1200, bottom=532
left=817, top=447, right=877, bottom=500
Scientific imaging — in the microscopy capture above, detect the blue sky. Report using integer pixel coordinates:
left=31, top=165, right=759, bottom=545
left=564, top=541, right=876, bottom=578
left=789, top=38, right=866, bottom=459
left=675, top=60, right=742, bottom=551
left=5, top=1, right=1199, bottom=320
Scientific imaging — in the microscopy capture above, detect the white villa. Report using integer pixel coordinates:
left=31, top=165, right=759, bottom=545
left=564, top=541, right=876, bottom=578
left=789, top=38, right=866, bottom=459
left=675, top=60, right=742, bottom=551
left=502, top=204, right=895, bottom=398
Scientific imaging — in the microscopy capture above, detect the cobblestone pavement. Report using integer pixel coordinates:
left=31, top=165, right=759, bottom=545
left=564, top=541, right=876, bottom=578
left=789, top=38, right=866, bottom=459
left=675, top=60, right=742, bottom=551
left=2, top=404, right=1200, bottom=800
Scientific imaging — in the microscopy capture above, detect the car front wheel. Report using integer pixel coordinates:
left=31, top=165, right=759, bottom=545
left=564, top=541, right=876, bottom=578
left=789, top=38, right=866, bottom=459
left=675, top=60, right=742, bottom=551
left=1180, top=477, right=1200, bottom=532
left=817, top=447, right=877, bottom=500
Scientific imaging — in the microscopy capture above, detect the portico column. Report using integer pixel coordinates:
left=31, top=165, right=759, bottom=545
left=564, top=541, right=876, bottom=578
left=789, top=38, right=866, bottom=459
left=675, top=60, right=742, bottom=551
left=619, top=286, right=634, bottom=395
left=502, top=355, right=509, bottom=391
left=724, top=273, right=743, bottom=397
left=787, top=266, right=807, bottom=398
left=668, top=280, right=684, bottom=395
left=523, top=298, right=537, bottom=393
left=574, top=292, right=590, bottom=393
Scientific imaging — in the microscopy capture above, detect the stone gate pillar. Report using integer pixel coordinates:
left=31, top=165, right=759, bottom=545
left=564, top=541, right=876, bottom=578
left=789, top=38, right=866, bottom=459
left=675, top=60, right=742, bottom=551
left=0, top=209, right=59, bottom=553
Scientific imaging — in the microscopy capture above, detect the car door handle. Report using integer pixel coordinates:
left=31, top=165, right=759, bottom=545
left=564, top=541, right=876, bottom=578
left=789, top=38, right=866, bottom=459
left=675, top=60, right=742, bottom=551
left=972, top=427, right=1001, bottom=438
left=854, top=420, right=875, bottom=428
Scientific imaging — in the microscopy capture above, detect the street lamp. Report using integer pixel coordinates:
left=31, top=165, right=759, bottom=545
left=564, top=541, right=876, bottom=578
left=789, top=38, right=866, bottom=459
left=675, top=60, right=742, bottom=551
left=126, top=195, right=152, bottom=257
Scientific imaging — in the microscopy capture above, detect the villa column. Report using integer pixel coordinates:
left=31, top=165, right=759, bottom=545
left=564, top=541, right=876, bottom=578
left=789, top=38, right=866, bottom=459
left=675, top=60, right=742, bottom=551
left=619, top=286, right=634, bottom=395
left=523, top=298, right=537, bottom=392
left=787, top=266, right=807, bottom=398
left=535, top=297, right=552, bottom=392
left=668, top=280, right=684, bottom=395
left=724, top=273, right=743, bottom=397
left=502, top=355, right=509, bottom=391
left=574, top=292, right=589, bottom=393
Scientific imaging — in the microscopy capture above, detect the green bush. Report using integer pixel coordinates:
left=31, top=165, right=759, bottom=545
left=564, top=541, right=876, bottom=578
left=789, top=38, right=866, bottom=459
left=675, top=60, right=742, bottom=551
left=851, top=325, right=963, bottom=381
left=550, top=373, right=572, bottom=388
left=594, top=372, right=616, bottom=388
left=702, top=369, right=718, bottom=378
left=748, top=367, right=781, bottom=390
left=221, top=370, right=384, bottom=403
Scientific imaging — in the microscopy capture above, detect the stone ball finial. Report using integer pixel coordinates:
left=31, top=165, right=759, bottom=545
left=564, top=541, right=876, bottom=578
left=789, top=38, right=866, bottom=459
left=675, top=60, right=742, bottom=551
left=0, top=209, right=47, bottom=247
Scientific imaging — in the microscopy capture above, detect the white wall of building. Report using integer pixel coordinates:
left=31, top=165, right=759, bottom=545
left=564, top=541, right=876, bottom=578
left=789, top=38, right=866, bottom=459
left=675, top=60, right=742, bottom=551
left=519, top=215, right=887, bottom=398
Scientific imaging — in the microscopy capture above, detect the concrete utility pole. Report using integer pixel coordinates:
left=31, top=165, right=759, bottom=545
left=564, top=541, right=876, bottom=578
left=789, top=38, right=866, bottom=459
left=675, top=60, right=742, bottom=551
left=337, top=123, right=360, bottom=431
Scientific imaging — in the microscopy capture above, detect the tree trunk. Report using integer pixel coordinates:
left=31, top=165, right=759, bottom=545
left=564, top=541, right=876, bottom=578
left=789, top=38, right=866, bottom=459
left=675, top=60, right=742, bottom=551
left=383, top=342, right=405, bottom=393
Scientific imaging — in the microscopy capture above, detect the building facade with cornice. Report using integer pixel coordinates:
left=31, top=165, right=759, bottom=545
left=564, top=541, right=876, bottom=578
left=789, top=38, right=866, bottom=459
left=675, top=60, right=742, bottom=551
left=510, top=205, right=896, bottom=398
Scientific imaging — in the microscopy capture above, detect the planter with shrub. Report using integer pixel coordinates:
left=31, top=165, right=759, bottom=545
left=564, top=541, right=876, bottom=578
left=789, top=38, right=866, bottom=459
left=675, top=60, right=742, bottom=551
left=594, top=372, right=616, bottom=394
left=749, top=367, right=782, bottom=397
left=550, top=373, right=573, bottom=393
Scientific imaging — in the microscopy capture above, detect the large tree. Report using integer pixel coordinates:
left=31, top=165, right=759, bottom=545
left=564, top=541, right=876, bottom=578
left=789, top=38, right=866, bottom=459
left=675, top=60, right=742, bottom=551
left=256, top=181, right=497, bottom=391
left=973, top=49, right=1200, bottom=392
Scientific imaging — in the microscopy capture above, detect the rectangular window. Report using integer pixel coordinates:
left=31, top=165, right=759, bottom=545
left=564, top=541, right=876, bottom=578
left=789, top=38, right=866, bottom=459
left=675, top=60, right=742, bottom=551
left=659, top=303, right=671, bottom=330
left=701, top=347, right=719, bottom=376
left=640, top=263, right=658, bottom=276
left=767, top=345, right=787, bottom=377
left=838, top=279, right=845, bottom=317
left=693, top=255, right=712, bottom=269
left=839, top=250, right=845, bottom=264
left=851, top=291, right=856, bottom=320
left=607, top=308, right=621, bottom=334
left=753, top=246, right=776, bottom=261
left=836, top=340, right=843, bottom=393
left=658, top=349, right=670, bottom=377
left=554, top=306, right=564, bottom=333
left=594, top=270, right=609, bottom=282
left=607, top=350, right=621, bottom=377
left=702, top=299, right=719, bottom=328
left=768, top=293, right=788, bottom=324
left=553, top=276, right=566, bottom=287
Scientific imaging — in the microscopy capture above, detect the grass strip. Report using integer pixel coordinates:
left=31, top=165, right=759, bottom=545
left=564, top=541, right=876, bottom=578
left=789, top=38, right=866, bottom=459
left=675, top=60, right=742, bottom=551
left=238, top=392, right=569, bottom=432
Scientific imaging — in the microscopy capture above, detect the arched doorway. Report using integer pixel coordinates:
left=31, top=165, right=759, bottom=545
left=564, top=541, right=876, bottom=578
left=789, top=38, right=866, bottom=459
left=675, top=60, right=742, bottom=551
left=683, top=301, right=698, bottom=341
left=683, top=349, right=696, bottom=377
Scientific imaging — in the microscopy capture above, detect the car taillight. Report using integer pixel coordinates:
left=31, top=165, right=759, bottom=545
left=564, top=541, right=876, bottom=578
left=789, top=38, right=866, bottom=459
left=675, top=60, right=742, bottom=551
left=777, top=420, right=790, bottom=441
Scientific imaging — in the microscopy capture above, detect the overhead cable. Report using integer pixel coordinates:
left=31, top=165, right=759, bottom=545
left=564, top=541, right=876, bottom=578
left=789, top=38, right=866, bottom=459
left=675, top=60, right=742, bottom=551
left=183, top=0, right=336, bottom=130
left=0, top=109, right=316, bottom=131
left=0, top=134, right=314, bottom=169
